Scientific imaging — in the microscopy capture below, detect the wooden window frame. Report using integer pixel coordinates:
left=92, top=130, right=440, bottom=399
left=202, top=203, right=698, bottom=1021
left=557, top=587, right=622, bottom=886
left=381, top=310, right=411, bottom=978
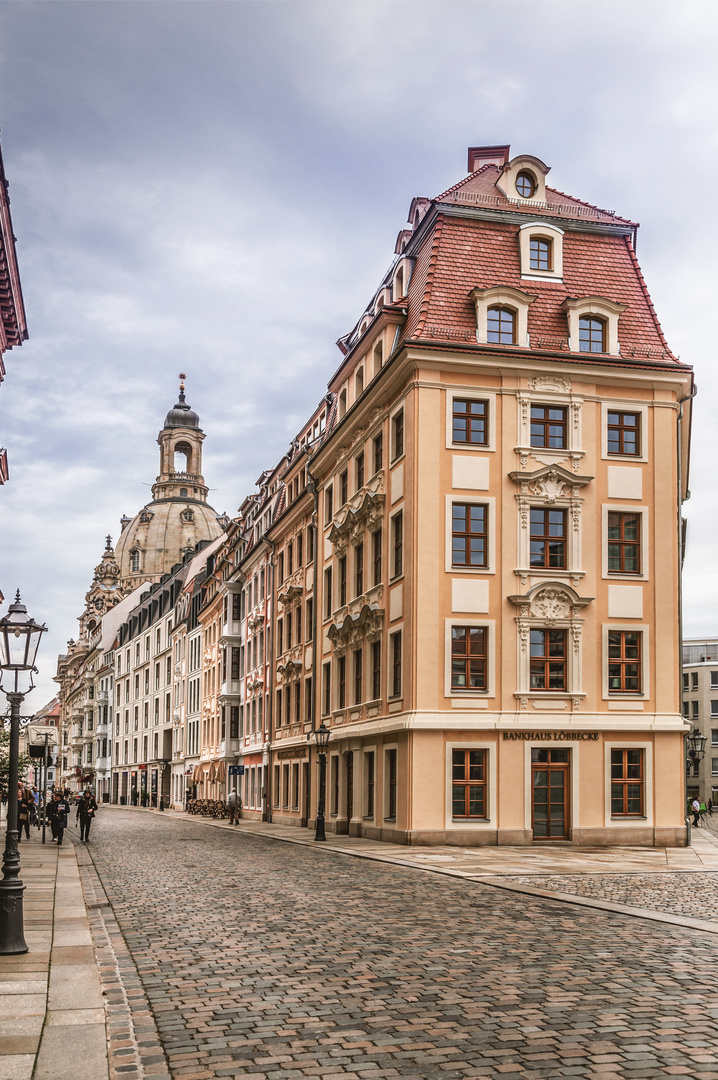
left=353, top=648, right=363, bottom=706
left=452, top=398, right=488, bottom=446
left=324, top=485, right=333, bottom=524
left=451, top=626, right=487, bottom=691
left=365, top=751, right=375, bottom=817
left=529, top=508, right=566, bottom=570
left=451, top=748, right=487, bottom=820
left=608, top=631, right=642, bottom=694
left=516, top=170, right=536, bottom=198
left=392, top=410, right=404, bottom=461
left=607, top=411, right=641, bottom=456
left=355, top=543, right=364, bottom=598
left=322, top=662, right=331, bottom=716
left=340, top=470, right=348, bottom=506
left=579, top=315, right=606, bottom=353
left=324, top=568, right=333, bottom=620
left=371, top=640, right=381, bottom=701
left=452, top=503, right=487, bottom=568
left=338, top=655, right=346, bottom=709
left=339, top=556, right=347, bottom=607
left=385, top=748, right=397, bottom=820
left=529, top=629, right=567, bottom=691
left=610, top=748, right=644, bottom=817
left=529, top=236, right=552, bottom=272
left=390, top=631, right=402, bottom=698
left=373, top=432, right=383, bottom=474
left=530, top=404, right=567, bottom=449
left=356, top=452, right=365, bottom=491
left=607, top=512, right=641, bottom=575
left=373, top=527, right=383, bottom=587
left=486, top=306, right=516, bottom=345
left=392, top=511, right=403, bottom=578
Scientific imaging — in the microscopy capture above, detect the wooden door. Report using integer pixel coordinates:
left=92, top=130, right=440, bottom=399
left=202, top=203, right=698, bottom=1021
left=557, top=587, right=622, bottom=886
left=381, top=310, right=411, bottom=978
left=531, top=748, right=569, bottom=839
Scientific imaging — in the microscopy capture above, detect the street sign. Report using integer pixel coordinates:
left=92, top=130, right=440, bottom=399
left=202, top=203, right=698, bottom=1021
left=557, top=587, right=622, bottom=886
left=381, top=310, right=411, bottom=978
left=25, top=724, right=59, bottom=758
left=228, top=765, right=245, bottom=776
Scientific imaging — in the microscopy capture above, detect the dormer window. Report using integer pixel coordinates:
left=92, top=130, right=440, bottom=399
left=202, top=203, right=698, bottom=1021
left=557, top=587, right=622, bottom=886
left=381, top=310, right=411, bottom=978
left=516, top=171, right=536, bottom=198
left=181, top=509, right=195, bottom=523
left=530, top=237, right=551, bottom=271
left=579, top=316, right=606, bottom=353
left=130, top=550, right=141, bottom=573
left=487, top=307, right=515, bottom=345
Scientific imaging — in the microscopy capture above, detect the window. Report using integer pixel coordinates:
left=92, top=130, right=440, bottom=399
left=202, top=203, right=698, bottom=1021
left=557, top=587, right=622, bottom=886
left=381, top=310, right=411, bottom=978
left=487, top=306, right=515, bottom=345
left=391, top=632, right=402, bottom=697
left=365, top=752, right=375, bottom=816
left=286, top=612, right=292, bottom=649
left=712, top=701, right=718, bottom=717
left=277, top=619, right=283, bottom=656
left=392, top=410, right=404, bottom=460
left=451, top=504, right=487, bottom=567
left=340, top=470, right=348, bottom=506
left=516, top=170, right=536, bottom=198
left=323, top=663, right=331, bottom=715
left=373, top=528, right=382, bottom=586
left=392, top=512, right=403, bottom=577
left=353, top=648, right=363, bottom=705
left=278, top=553, right=284, bottom=585
left=682, top=701, right=690, bottom=718
left=371, top=641, right=381, bottom=700
left=338, top=656, right=346, bottom=709
left=232, top=593, right=241, bottom=621
left=451, top=627, right=486, bottom=691
left=692, top=701, right=699, bottom=719
left=712, top=730, right=718, bottom=747
left=386, top=749, right=397, bottom=819
left=529, top=237, right=552, bottom=271
left=530, top=509, right=566, bottom=569
left=712, top=672, right=718, bottom=689
left=452, top=749, right=487, bottom=819
left=324, top=568, right=333, bottom=619
left=339, top=556, right=347, bottom=607
left=610, top=749, right=644, bottom=816
left=530, top=630, right=567, bottom=691
left=325, top=485, right=333, bottom=524
left=306, top=599, right=313, bottom=641
left=294, top=681, right=301, bottom=723
left=608, top=513, right=640, bottom=574
left=297, top=531, right=303, bottom=568
left=579, top=316, right=606, bottom=353
left=373, top=433, right=383, bottom=474
left=530, top=405, right=566, bottom=448
left=231, top=648, right=240, bottom=680
left=355, top=543, right=364, bottom=597
left=607, top=411, right=640, bottom=456
left=130, top=550, right=140, bottom=573
left=713, top=759, right=718, bottom=777
left=296, top=605, right=302, bottom=645
left=692, top=671, right=699, bottom=691
left=276, top=688, right=283, bottom=728
left=287, top=541, right=293, bottom=576
left=608, top=631, right=641, bottom=693
left=230, top=706, right=239, bottom=739
left=452, top=399, right=487, bottom=445
left=356, top=452, right=365, bottom=491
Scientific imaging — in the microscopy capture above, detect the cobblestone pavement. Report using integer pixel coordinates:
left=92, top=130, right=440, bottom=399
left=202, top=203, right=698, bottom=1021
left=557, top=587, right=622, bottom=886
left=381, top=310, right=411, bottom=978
left=82, top=810, right=718, bottom=1080
left=500, top=871, right=718, bottom=922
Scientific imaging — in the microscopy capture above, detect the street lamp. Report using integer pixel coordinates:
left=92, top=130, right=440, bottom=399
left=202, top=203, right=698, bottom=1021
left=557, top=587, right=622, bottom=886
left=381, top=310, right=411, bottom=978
left=158, top=759, right=168, bottom=811
left=312, top=722, right=331, bottom=842
left=0, top=592, right=47, bottom=955
left=686, top=728, right=707, bottom=773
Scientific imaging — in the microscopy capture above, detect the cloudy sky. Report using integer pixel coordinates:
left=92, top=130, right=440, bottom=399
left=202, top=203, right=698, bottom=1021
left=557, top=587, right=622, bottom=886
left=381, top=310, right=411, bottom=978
left=0, top=0, right=716, bottom=706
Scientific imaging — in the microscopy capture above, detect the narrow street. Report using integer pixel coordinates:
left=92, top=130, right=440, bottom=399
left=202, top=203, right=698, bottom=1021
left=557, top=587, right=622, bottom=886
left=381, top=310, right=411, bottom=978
left=77, top=810, right=718, bottom=1079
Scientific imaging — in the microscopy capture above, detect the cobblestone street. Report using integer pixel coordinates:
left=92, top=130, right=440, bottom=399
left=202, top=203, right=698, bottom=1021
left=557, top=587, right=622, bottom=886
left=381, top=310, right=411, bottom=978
left=74, top=810, right=718, bottom=1080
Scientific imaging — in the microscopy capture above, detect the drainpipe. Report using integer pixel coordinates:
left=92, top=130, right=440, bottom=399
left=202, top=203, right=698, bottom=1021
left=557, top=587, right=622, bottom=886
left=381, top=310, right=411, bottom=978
left=306, top=458, right=320, bottom=827
left=265, top=541, right=275, bottom=823
left=677, top=380, right=697, bottom=827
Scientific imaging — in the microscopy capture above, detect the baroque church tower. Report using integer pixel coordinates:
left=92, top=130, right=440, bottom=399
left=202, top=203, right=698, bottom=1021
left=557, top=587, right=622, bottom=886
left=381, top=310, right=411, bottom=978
left=113, top=377, right=225, bottom=588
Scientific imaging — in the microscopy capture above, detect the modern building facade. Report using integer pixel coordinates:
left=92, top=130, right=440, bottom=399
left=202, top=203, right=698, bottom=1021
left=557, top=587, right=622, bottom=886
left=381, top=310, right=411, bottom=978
left=682, top=636, right=718, bottom=807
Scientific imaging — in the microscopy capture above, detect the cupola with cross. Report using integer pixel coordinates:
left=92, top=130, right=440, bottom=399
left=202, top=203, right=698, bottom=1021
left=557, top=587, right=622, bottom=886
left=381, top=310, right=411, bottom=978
left=153, top=374, right=210, bottom=503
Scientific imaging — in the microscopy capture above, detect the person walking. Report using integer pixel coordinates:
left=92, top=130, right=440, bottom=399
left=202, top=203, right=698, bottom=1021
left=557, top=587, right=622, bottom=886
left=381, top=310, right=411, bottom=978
left=709, top=799, right=713, bottom=816
left=227, top=788, right=239, bottom=825
left=46, top=791, right=69, bottom=845
left=76, top=790, right=98, bottom=842
left=17, top=788, right=31, bottom=842
left=692, top=798, right=701, bottom=827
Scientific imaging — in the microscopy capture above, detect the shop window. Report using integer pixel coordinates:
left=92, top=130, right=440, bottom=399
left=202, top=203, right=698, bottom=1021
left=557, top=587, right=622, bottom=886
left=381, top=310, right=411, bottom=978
left=610, top=749, right=644, bottom=816
left=451, top=748, right=487, bottom=819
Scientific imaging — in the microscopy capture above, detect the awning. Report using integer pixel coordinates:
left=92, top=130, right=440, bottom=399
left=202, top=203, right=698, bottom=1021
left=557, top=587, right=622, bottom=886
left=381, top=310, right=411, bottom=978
left=216, top=760, right=226, bottom=784
left=208, top=761, right=216, bottom=783
left=191, top=765, right=201, bottom=782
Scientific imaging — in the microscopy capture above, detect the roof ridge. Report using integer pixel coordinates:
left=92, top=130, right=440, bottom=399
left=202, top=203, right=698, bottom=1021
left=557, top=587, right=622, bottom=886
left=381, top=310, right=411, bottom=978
left=434, top=163, right=495, bottom=201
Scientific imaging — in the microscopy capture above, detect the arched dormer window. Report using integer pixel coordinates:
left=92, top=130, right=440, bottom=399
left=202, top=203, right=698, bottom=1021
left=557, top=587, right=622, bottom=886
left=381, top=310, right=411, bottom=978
left=393, top=267, right=404, bottom=300
left=339, top=389, right=347, bottom=419
left=355, top=366, right=364, bottom=398
left=579, top=316, right=606, bottom=353
left=471, top=286, right=536, bottom=349
left=181, top=508, right=195, bottom=523
left=487, top=306, right=516, bottom=345
left=519, top=223, right=564, bottom=281
left=130, top=550, right=141, bottom=573
left=562, top=296, right=627, bottom=357
left=373, top=339, right=383, bottom=375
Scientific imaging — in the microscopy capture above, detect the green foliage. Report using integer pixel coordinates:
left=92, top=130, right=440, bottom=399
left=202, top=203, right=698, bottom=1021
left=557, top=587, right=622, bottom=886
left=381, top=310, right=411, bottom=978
left=0, top=728, right=32, bottom=795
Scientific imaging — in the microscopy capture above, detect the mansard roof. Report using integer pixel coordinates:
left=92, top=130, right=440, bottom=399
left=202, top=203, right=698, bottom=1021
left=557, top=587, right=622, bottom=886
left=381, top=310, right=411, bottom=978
left=0, top=140, right=27, bottom=352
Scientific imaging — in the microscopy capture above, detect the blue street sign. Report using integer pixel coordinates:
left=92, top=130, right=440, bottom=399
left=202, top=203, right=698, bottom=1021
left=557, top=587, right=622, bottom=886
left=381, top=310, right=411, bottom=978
left=228, top=765, right=245, bottom=776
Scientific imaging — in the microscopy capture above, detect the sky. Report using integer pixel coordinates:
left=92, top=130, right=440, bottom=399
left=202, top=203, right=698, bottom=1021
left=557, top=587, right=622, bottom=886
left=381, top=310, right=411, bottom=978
left=0, top=0, right=717, bottom=708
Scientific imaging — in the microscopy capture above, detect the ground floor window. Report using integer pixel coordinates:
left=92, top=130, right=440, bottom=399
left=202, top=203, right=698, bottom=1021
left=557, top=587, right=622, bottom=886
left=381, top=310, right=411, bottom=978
left=451, top=748, right=487, bottom=819
left=385, top=748, right=397, bottom=819
left=610, top=748, right=644, bottom=816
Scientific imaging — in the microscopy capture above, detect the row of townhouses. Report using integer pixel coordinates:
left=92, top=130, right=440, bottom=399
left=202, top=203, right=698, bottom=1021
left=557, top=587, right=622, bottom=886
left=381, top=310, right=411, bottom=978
left=52, top=144, right=695, bottom=846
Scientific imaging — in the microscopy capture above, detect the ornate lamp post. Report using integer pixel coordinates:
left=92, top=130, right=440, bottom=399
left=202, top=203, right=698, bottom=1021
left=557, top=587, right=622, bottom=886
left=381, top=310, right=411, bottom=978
left=686, top=728, right=707, bottom=775
left=158, top=759, right=168, bottom=811
left=0, top=592, right=47, bottom=954
left=313, top=722, right=331, bottom=842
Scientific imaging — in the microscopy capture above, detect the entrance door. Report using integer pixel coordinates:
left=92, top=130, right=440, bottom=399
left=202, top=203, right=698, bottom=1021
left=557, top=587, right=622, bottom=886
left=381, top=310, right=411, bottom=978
left=346, top=752, right=354, bottom=821
left=531, top=748, right=569, bottom=839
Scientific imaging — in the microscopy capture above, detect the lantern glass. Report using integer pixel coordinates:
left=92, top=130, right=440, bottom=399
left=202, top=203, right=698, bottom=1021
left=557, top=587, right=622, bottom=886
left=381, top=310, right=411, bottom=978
left=0, top=593, right=47, bottom=676
left=314, top=722, right=331, bottom=753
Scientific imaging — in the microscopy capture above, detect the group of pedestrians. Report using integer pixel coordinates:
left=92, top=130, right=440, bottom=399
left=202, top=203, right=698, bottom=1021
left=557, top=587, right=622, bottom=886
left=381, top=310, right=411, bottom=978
left=691, top=797, right=713, bottom=827
left=13, top=785, right=98, bottom=845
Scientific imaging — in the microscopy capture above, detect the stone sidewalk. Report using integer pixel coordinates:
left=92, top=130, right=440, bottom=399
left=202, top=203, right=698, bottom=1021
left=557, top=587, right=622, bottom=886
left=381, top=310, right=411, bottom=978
left=0, top=827, right=108, bottom=1080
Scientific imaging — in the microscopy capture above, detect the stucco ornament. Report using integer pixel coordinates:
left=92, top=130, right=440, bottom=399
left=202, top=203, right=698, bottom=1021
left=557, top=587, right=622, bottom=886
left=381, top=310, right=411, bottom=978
left=526, top=468, right=572, bottom=503
left=529, top=588, right=571, bottom=622
left=527, top=376, right=571, bottom=393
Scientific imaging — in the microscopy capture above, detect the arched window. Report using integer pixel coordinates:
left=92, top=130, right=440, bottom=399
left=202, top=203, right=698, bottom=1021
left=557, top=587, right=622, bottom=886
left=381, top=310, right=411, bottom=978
left=339, top=389, right=347, bottom=419
left=394, top=268, right=404, bottom=300
left=130, top=550, right=141, bottom=573
left=487, top=306, right=516, bottom=345
left=579, top=316, right=606, bottom=353
left=373, top=339, right=383, bottom=375
left=173, top=441, right=192, bottom=474
left=181, top=509, right=194, bottom=523
left=516, top=170, right=536, bottom=198
left=355, top=366, right=364, bottom=398
left=529, top=237, right=552, bottom=272
left=179, top=487, right=188, bottom=498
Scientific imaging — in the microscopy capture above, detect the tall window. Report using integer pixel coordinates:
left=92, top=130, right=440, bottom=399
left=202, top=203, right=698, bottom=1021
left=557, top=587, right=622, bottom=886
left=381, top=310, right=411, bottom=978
left=392, top=410, right=404, bottom=460
left=324, top=486, right=334, bottom=525
left=365, top=752, right=375, bottom=816
left=353, top=648, right=363, bottom=705
left=451, top=627, right=487, bottom=691
left=373, top=433, right=383, bottom=474
left=355, top=543, right=364, bottom=597
left=391, top=632, right=402, bottom=697
left=323, top=662, right=331, bottom=715
left=452, top=504, right=487, bottom=567
left=130, top=550, right=141, bottom=573
left=231, top=648, right=240, bottom=680
left=287, top=541, right=293, bottom=575
left=529, top=237, right=552, bottom=271
left=297, top=531, right=303, bottom=567
left=339, top=556, right=347, bottom=606
left=530, top=405, right=566, bottom=448
left=579, top=316, right=606, bottom=353
left=530, top=630, right=567, bottom=691
left=530, top=509, right=566, bottom=569
left=610, top=749, right=644, bottom=816
left=452, top=749, right=487, bottom=819
left=487, top=306, right=515, bottom=344
left=338, top=656, right=346, bottom=709
left=452, top=399, right=487, bottom=445
left=373, top=528, right=383, bottom=586
left=386, top=749, right=397, bottom=819
left=356, top=452, right=365, bottom=491
left=324, top=568, right=333, bottom=619
left=608, top=513, right=640, bottom=574
left=371, top=641, right=381, bottom=700
left=608, top=631, right=641, bottom=693
left=392, top=512, right=403, bottom=577
left=340, top=470, right=348, bottom=505
left=607, top=411, right=640, bottom=456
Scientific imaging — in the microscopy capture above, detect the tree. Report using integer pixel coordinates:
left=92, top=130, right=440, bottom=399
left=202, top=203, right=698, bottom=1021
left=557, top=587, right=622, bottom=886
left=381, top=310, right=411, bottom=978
left=0, top=728, right=32, bottom=796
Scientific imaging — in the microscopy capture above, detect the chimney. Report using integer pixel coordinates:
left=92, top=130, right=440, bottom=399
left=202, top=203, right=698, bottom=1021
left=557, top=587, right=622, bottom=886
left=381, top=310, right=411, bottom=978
left=467, top=145, right=511, bottom=173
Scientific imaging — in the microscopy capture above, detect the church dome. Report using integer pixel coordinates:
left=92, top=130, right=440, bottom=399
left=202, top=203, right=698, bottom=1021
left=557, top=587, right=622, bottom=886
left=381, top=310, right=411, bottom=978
left=164, top=386, right=200, bottom=429
left=115, top=499, right=222, bottom=585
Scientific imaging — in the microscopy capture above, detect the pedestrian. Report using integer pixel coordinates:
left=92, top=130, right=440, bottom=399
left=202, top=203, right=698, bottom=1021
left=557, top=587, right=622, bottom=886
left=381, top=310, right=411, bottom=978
left=17, top=788, right=31, bottom=842
left=46, top=791, right=69, bottom=846
left=700, top=800, right=708, bottom=823
left=709, top=799, right=713, bottom=816
left=692, top=798, right=701, bottom=827
left=76, top=790, right=98, bottom=842
left=227, top=788, right=239, bottom=825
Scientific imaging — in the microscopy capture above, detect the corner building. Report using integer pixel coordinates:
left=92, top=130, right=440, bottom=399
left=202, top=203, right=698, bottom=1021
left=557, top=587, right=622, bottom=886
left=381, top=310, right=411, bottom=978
left=302, top=145, right=692, bottom=846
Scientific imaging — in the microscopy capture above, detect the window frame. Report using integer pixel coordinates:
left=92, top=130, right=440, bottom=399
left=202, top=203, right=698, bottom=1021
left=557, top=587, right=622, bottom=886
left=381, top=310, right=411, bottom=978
left=451, top=747, right=488, bottom=821
left=486, top=305, right=516, bottom=345
left=451, top=502, right=488, bottom=569
left=601, top=505, right=649, bottom=580
left=607, top=630, right=642, bottom=694
left=444, top=741, right=496, bottom=831
left=607, top=510, right=641, bottom=576
left=445, top=496, right=496, bottom=575
left=444, top=620, right=495, bottom=699
left=446, top=389, right=497, bottom=452
left=603, top=742, right=653, bottom=827
left=607, top=410, right=641, bottom=457
left=450, top=626, right=487, bottom=692
left=529, top=628, right=568, bottom=692
left=518, top=222, right=564, bottom=282
left=602, top=625, right=649, bottom=700
left=601, top=403, right=648, bottom=462
left=609, top=748, right=645, bottom=818
left=530, top=403, right=568, bottom=449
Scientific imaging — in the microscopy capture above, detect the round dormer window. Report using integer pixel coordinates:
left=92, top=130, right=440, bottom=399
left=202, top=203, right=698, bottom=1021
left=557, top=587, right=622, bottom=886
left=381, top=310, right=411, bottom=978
left=516, top=171, right=536, bottom=198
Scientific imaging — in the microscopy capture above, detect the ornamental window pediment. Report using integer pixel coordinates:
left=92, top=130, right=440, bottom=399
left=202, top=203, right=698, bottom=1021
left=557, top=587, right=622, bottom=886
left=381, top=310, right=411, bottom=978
left=278, top=583, right=303, bottom=608
left=509, top=583, right=593, bottom=706
left=470, top=286, right=536, bottom=349
left=509, top=467, right=593, bottom=589
left=328, top=486, right=385, bottom=554
left=327, top=602, right=384, bottom=656
left=277, top=658, right=302, bottom=681
left=562, top=296, right=627, bottom=357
